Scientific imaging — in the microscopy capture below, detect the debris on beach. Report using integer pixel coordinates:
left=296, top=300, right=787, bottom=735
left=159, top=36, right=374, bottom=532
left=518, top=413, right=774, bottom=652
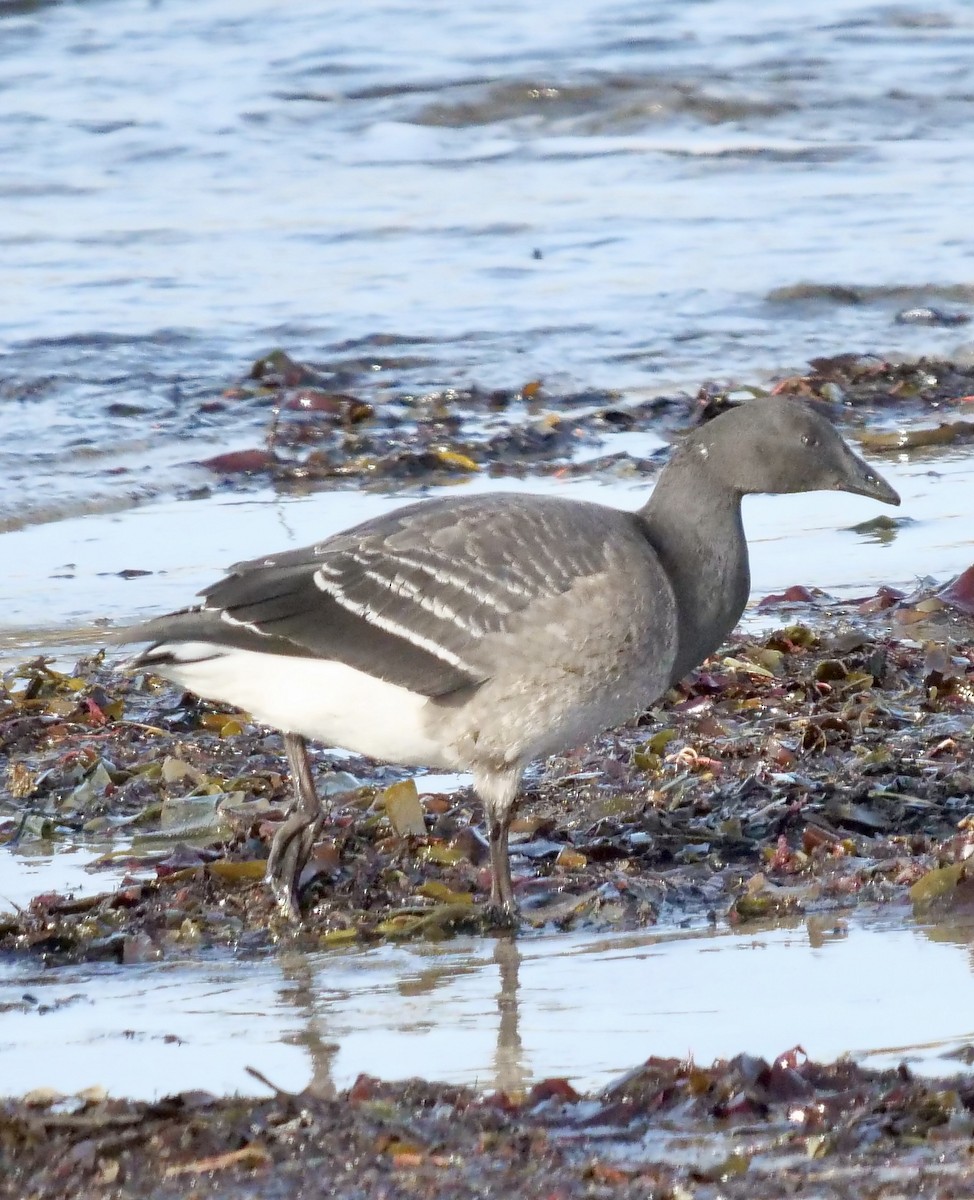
left=4, top=1047, right=974, bottom=1200
left=2, top=584, right=972, bottom=961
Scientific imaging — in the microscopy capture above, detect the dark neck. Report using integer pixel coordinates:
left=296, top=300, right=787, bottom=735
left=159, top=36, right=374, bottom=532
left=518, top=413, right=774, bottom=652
left=637, top=453, right=750, bottom=683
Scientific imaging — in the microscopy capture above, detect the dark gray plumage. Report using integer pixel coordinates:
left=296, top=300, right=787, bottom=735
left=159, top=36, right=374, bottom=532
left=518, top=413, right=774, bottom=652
left=120, top=398, right=900, bottom=922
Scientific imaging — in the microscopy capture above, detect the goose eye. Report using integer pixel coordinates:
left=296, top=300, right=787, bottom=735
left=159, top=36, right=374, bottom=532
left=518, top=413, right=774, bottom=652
left=801, top=434, right=818, bottom=447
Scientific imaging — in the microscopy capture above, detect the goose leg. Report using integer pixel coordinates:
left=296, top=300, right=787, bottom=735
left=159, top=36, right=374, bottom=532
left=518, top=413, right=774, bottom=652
left=477, top=767, right=521, bottom=928
left=487, top=809, right=516, bottom=923
left=266, top=732, right=324, bottom=921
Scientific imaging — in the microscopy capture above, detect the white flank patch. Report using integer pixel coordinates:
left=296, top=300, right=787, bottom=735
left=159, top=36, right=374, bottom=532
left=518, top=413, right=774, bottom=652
left=147, top=644, right=452, bottom=768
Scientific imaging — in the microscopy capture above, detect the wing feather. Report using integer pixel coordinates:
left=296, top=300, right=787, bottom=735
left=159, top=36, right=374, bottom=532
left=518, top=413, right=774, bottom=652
left=130, top=493, right=668, bottom=698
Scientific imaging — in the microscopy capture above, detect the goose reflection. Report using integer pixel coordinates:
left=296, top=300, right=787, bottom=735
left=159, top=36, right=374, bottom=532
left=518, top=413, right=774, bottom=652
left=274, top=934, right=529, bottom=1097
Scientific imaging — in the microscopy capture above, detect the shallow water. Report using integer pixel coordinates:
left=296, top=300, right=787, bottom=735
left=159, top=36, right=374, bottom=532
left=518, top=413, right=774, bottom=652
left=0, top=844, right=121, bottom=911
left=1, top=443, right=970, bottom=651
left=4, top=0, right=974, bottom=530
left=1, top=916, right=972, bottom=1099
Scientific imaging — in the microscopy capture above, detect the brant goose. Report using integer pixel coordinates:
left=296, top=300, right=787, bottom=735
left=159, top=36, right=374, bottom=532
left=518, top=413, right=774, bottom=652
left=119, top=399, right=899, bottom=921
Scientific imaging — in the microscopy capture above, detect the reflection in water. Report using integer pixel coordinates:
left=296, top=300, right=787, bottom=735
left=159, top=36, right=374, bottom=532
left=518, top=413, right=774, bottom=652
left=278, top=951, right=339, bottom=1099
left=268, top=915, right=974, bottom=1103
left=492, top=936, right=528, bottom=1095
left=5, top=917, right=974, bottom=1099
left=804, top=914, right=849, bottom=951
left=273, top=935, right=530, bottom=1096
